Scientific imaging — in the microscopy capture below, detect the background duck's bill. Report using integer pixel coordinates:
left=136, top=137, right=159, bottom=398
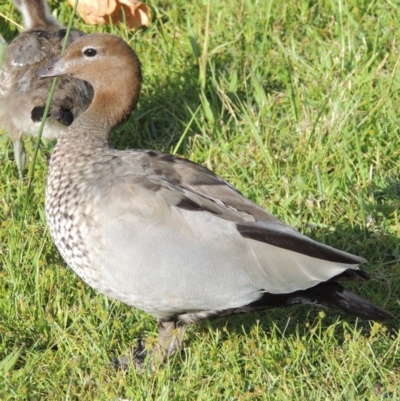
left=37, top=58, right=65, bottom=78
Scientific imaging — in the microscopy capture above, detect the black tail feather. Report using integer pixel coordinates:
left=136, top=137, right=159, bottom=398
left=330, top=268, right=370, bottom=282
left=297, top=282, right=394, bottom=321
left=242, top=282, right=394, bottom=321
left=213, top=282, right=394, bottom=321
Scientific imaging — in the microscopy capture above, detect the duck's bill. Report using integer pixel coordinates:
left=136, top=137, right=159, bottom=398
left=37, top=58, right=66, bottom=78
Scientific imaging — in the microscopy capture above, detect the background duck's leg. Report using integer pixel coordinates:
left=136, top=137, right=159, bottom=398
left=13, top=138, right=26, bottom=178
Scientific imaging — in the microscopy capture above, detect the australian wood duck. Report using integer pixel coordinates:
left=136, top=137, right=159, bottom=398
left=38, top=33, right=394, bottom=369
left=0, top=0, right=92, bottom=177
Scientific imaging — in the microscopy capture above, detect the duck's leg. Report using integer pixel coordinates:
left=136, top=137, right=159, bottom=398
left=112, top=320, right=187, bottom=370
left=152, top=320, right=187, bottom=368
left=13, top=138, right=26, bottom=178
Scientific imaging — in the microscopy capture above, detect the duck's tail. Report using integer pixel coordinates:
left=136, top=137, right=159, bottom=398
left=288, top=282, right=394, bottom=321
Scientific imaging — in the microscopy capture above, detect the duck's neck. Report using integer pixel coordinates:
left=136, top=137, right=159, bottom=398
left=17, top=0, right=62, bottom=30
left=62, top=87, right=137, bottom=145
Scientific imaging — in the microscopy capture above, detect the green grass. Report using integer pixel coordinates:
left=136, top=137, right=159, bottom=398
left=1, top=0, right=400, bottom=399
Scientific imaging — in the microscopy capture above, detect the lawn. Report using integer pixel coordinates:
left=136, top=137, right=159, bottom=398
left=0, top=0, right=399, bottom=399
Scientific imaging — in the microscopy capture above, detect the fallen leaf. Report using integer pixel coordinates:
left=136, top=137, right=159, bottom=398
left=114, top=0, right=150, bottom=28
left=68, top=0, right=150, bottom=29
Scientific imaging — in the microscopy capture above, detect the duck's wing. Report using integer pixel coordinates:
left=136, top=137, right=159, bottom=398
left=138, top=151, right=281, bottom=221
left=91, top=151, right=368, bottom=293
left=136, top=151, right=364, bottom=261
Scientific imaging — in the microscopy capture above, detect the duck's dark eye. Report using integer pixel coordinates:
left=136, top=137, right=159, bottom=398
left=83, top=48, right=97, bottom=57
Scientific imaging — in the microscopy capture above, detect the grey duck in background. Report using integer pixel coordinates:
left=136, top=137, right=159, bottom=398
left=0, top=0, right=92, bottom=177
left=38, top=33, right=394, bottom=369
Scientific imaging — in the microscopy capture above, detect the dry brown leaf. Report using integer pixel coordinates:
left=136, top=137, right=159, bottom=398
left=68, top=0, right=150, bottom=29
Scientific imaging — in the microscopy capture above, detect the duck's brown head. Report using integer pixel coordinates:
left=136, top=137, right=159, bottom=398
left=39, top=33, right=142, bottom=131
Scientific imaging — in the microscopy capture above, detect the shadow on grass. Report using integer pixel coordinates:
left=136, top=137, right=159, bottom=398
left=110, top=65, right=201, bottom=153
left=110, top=49, right=286, bottom=154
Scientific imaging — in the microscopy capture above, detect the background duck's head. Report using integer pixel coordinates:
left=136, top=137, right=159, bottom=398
left=13, top=0, right=63, bottom=30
